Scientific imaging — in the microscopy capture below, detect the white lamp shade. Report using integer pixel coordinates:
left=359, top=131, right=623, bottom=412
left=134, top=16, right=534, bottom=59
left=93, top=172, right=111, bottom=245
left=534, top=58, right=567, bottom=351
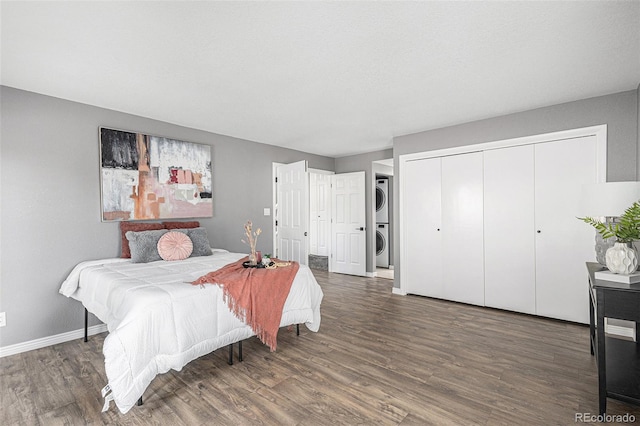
left=581, top=182, right=640, bottom=217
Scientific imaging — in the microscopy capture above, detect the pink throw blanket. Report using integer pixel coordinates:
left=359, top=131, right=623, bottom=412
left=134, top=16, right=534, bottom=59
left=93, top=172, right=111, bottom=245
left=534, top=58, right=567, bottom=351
left=191, top=258, right=299, bottom=351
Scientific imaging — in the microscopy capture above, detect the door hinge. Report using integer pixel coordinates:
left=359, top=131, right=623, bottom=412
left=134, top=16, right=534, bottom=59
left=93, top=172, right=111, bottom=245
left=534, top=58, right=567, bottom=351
left=275, top=220, right=278, bottom=226
left=275, top=177, right=278, bottom=183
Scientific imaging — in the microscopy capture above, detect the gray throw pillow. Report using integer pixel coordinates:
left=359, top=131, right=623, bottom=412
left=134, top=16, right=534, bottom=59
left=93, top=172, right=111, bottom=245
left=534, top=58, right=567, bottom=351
left=174, top=227, right=212, bottom=257
left=125, top=229, right=169, bottom=263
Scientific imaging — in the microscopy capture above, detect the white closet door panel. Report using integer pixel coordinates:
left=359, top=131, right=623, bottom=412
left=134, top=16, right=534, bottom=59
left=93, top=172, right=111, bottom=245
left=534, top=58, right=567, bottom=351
left=441, top=152, right=484, bottom=305
left=403, top=158, right=443, bottom=297
left=484, top=145, right=536, bottom=314
left=535, top=136, right=597, bottom=323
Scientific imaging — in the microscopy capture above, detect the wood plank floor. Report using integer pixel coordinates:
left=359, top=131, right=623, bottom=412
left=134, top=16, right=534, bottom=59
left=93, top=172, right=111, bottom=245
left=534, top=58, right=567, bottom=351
left=2, top=271, right=639, bottom=425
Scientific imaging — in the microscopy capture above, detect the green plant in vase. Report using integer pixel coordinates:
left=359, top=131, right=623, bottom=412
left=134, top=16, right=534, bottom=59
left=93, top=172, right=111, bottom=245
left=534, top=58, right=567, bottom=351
left=579, top=201, right=640, bottom=274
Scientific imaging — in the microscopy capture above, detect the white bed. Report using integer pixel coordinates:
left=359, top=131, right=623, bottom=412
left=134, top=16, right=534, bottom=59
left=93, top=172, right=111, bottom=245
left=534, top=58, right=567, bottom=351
left=59, top=249, right=324, bottom=413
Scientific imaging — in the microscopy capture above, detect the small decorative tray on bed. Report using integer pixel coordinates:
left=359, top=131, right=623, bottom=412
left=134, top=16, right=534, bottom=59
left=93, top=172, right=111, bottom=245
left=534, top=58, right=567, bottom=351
left=242, top=261, right=273, bottom=269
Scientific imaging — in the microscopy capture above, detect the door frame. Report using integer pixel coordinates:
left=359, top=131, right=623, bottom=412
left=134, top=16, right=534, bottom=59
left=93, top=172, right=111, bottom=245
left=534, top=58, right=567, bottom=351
left=373, top=160, right=394, bottom=276
left=397, top=124, right=607, bottom=296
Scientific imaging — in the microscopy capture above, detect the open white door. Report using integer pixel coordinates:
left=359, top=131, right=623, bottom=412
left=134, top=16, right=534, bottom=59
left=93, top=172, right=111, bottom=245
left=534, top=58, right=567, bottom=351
left=276, top=161, right=309, bottom=265
left=331, top=171, right=366, bottom=276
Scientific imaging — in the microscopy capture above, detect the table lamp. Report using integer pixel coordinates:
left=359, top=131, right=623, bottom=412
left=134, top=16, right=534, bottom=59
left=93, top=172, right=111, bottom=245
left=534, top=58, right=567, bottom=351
left=581, top=181, right=640, bottom=266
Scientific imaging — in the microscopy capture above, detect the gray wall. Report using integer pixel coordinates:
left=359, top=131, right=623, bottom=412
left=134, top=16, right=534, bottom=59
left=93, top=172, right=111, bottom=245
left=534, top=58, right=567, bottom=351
left=335, top=148, right=393, bottom=273
left=392, top=90, right=639, bottom=289
left=0, top=86, right=334, bottom=347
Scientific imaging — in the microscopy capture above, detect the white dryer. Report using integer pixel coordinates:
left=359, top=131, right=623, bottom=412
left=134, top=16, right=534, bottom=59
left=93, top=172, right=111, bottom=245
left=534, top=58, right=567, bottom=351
left=376, top=178, right=389, bottom=224
left=376, top=223, right=389, bottom=268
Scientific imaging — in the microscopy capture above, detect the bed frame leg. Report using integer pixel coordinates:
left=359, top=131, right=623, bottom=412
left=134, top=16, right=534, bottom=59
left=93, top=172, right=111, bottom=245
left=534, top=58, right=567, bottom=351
left=227, top=343, right=233, bottom=365
left=84, top=308, right=88, bottom=342
left=137, top=396, right=143, bottom=406
left=296, top=324, right=300, bottom=336
left=238, top=340, right=243, bottom=362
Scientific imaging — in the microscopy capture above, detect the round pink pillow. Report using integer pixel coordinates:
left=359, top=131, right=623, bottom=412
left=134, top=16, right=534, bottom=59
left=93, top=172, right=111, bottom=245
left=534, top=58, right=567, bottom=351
left=157, top=231, right=193, bottom=261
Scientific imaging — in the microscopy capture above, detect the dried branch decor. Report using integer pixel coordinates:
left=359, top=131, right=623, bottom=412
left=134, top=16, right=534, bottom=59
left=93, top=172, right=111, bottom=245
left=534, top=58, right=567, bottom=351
left=241, top=220, right=262, bottom=265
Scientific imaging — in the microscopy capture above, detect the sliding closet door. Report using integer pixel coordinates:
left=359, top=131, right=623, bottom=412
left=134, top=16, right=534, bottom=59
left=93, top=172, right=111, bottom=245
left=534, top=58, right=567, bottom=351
left=441, top=152, right=484, bottom=306
left=484, top=145, right=536, bottom=314
left=535, top=136, right=597, bottom=323
left=403, top=158, right=443, bottom=298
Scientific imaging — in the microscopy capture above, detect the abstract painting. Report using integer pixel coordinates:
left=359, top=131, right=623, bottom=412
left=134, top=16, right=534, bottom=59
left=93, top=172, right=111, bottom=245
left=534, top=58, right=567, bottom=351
left=100, top=127, right=212, bottom=221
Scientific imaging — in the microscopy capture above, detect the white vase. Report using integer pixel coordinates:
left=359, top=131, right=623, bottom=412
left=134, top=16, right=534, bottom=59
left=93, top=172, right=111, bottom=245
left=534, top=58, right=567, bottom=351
left=605, top=242, right=639, bottom=274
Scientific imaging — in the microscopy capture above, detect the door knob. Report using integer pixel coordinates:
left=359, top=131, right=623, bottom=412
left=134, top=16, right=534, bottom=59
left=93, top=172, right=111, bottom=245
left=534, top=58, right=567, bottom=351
left=537, top=230, right=541, bottom=234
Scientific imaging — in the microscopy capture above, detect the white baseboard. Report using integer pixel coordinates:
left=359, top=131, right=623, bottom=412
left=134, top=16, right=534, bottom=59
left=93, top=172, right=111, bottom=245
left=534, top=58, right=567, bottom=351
left=388, top=265, right=394, bottom=270
left=0, top=324, right=107, bottom=358
left=366, top=271, right=377, bottom=278
left=392, top=287, right=406, bottom=296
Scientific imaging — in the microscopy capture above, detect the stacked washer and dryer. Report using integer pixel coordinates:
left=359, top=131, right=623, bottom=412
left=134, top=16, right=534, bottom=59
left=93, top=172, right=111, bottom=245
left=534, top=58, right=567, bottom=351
left=375, top=178, right=390, bottom=268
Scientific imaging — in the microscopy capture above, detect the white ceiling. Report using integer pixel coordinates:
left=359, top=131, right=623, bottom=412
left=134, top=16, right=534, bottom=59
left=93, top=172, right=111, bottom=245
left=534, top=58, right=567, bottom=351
left=2, top=1, right=639, bottom=158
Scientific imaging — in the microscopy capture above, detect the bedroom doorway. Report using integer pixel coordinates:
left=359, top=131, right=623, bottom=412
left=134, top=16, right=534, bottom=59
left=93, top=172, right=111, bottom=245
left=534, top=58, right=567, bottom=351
left=309, top=169, right=334, bottom=271
left=273, top=162, right=366, bottom=276
left=373, top=158, right=394, bottom=280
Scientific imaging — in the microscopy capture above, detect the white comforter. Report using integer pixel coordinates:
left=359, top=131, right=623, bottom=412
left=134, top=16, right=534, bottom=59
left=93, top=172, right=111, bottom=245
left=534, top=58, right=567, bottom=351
left=59, top=250, right=323, bottom=413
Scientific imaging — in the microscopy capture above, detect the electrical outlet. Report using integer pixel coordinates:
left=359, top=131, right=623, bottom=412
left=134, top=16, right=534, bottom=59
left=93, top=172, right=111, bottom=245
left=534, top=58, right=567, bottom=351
left=0, top=312, right=5, bottom=327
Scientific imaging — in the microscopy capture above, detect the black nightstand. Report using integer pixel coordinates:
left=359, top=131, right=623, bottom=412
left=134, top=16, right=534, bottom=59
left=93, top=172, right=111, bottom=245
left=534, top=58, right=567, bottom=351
left=587, top=262, right=640, bottom=415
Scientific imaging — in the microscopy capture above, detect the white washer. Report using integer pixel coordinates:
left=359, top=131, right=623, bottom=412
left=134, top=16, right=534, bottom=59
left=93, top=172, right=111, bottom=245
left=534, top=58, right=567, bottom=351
left=376, top=178, right=389, bottom=224
left=376, top=223, right=389, bottom=268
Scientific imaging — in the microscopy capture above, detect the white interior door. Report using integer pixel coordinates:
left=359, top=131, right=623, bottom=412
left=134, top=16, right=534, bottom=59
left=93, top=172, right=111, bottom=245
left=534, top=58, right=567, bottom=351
left=331, top=172, right=366, bottom=276
left=309, top=171, right=332, bottom=256
left=535, top=136, right=597, bottom=323
left=276, top=160, right=309, bottom=265
left=484, top=145, right=536, bottom=314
